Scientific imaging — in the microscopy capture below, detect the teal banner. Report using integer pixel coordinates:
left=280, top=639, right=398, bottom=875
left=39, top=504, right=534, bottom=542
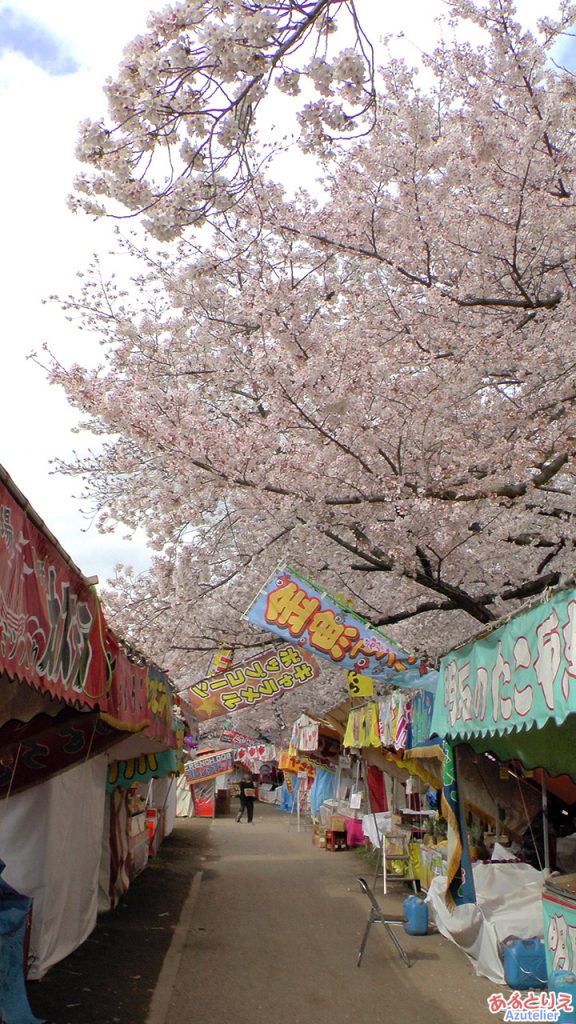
left=442, top=743, right=476, bottom=907
left=107, top=749, right=177, bottom=790
left=432, top=588, right=576, bottom=741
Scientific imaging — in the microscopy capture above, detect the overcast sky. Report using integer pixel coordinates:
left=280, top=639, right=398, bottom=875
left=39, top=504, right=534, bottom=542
left=0, top=0, right=563, bottom=586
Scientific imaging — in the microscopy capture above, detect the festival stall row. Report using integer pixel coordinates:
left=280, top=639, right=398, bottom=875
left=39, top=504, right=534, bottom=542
left=0, top=463, right=187, bottom=1020
left=240, top=564, right=440, bottom=844
left=179, top=731, right=279, bottom=819
left=176, top=637, right=321, bottom=816
left=176, top=563, right=443, bottom=837
left=273, top=716, right=344, bottom=839
left=279, top=676, right=541, bottom=901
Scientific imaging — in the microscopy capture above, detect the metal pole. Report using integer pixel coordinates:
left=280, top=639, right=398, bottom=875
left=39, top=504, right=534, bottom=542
left=335, top=764, right=342, bottom=805
left=297, top=775, right=301, bottom=833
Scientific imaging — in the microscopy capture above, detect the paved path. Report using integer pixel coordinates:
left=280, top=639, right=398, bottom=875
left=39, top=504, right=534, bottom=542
left=149, top=803, right=497, bottom=1024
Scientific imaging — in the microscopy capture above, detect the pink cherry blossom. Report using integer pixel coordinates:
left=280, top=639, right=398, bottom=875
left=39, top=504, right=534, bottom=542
left=41, top=0, right=576, bottom=717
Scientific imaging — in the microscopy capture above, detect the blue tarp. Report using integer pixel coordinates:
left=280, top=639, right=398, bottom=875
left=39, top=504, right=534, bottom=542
left=0, top=860, right=45, bottom=1024
left=278, top=778, right=297, bottom=812
left=309, top=768, right=336, bottom=816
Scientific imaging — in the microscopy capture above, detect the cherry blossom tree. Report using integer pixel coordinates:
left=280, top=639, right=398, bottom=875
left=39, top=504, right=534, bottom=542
left=71, top=0, right=375, bottom=236
left=46, top=0, right=576, bottom=685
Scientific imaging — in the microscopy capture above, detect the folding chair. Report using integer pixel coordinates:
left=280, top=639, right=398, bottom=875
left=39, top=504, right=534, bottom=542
left=356, top=877, right=412, bottom=968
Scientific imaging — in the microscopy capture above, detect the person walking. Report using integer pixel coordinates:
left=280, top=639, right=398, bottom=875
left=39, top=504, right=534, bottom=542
left=236, top=774, right=257, bottom=823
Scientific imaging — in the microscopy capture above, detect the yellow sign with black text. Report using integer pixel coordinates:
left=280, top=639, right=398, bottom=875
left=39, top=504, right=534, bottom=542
left=346, top=670, right=374, bottom=697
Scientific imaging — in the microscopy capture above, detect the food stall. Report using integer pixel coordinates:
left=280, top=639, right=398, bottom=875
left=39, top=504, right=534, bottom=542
left=184, top=749, right=236, bottom=816
left=431, top=584, right=576, bottom=981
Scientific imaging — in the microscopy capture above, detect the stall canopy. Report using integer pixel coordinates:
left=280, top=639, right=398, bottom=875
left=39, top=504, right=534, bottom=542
left=431, top=585, right=576, bottom=781
left=0, top=463, right=180, bottom=797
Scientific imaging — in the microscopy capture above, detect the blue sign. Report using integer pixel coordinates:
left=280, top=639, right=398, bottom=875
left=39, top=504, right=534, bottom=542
left=244, top=566, right=437, bottom=692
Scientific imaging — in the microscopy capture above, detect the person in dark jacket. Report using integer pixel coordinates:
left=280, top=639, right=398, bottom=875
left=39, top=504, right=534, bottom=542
left=236, top=774, right=257, bottom=823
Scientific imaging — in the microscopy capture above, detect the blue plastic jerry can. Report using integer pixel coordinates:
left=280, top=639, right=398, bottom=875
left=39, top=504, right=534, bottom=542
left=502, top=937, right=547, bottom=990
left=403, top=895, right=428, bottom=935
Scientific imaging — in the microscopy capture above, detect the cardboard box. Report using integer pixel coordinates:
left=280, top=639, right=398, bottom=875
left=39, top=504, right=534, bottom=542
left=327, top=814, right=346, bottom=832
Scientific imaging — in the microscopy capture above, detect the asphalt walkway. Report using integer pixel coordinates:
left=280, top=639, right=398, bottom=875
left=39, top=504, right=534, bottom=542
left=147, top=802, right=497, bottom=1024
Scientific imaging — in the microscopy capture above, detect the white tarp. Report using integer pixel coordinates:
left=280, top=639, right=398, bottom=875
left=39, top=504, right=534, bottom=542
left=258, top=784, right=281, bottom=804
left=362, top=812, right=393, bottom=847
left=160, top=777, right=176, bottom=836
left=176, top=773, right=193, bottom=816
left=426, top=848, right=545, bottom=983
left=0, top=755, right=107, bottom=979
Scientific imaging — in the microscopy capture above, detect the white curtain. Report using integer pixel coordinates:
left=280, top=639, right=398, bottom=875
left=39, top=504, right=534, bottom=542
left=0, top=755, right=107, bottom=979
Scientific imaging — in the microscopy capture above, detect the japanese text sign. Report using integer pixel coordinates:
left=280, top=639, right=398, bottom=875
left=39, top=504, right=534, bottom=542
left=0, top=478, right=112, bottom=708
left=181, top=644, right=319, bottom=721
left=277, top=750, right=317, bottom=777
left=208, top=645, right=234, bottom=674
left=487, top=989, right=573, bottom=1017
left=100, top=632, right=149, bottom=732
left=346, top=669, right=374, bottom=697
left=432, top=588, right=576, bottom=740
left=144, top=665, right=176, bottom=747
left=219, top=727, right=256, bottom=747
left=244, top=566, right=437, bottom=691
left=0, top=476, right=173, bottom=735
left=184, top=749, right=235, bottom=783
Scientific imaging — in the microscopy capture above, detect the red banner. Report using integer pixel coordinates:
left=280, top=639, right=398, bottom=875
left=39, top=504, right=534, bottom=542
left=219, top=727, right=256, bottom=747
left=181, top=645, right=319, bottom=722
left=0, top=479, right=113, bottom=707
left=101, top=632, right=149, bottom=732
left=0, top=476, right=176, bottom=740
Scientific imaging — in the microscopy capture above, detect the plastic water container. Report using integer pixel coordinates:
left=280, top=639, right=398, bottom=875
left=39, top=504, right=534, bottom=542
left=403, top=895, right=428, bottom=935
left=502, top=937, right=547, bottom=989
left=548, top=970, right=576, bottom=1023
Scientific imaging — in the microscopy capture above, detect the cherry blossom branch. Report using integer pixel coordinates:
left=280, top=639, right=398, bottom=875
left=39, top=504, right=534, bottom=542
left=373, top=600, right=458, bottom=626
left=71, top=0, right=376, bottom=236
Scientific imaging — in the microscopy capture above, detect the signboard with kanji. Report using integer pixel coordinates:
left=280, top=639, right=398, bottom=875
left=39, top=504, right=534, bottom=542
left=244, top=566, right=437, bottom=691
left=180, top=644, right=319, bottom=722
left=432, top=586, right=576, bottom=740
left=219, top=728, right=256, bottom=747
